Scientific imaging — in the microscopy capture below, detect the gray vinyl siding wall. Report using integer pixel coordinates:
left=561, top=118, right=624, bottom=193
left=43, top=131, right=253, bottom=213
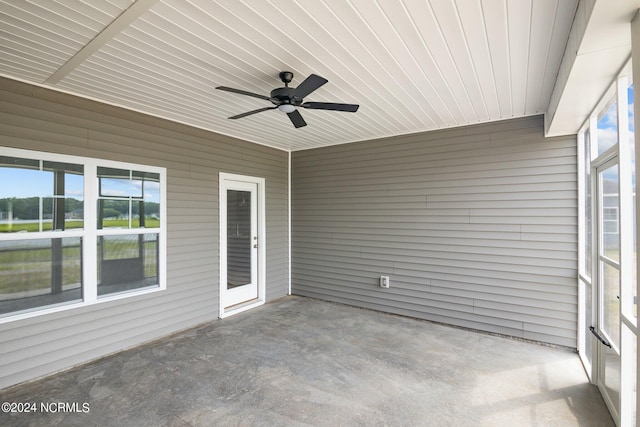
left=0, top=78, right=289, bottom=389
left=292, top=116, right=578, bottom=347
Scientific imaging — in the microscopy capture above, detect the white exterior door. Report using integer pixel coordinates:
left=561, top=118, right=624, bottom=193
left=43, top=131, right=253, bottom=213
left=219, top=173, right=265, bottom=317
left=594, top=158, right=622, bottom=423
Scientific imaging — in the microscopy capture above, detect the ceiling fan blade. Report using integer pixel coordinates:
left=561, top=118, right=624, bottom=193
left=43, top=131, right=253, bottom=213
left=301, top=102, right=359, bottom=112
left=228, top=106, right=277, bottom=119
left=287, top=109, right=307, bottom=128
left=292, top=74, right=328, bottom=99
left=216, top=86, right=271, bottom=101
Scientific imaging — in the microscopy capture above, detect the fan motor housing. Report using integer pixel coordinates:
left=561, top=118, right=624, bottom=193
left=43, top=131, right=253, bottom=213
left=270, top=87, right=300, bottom=105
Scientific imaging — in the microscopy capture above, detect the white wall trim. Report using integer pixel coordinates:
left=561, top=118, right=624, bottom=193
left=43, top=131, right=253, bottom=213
left=288, top=151, right=292, bottom=296
left=631, top=10, right=640, bottom=425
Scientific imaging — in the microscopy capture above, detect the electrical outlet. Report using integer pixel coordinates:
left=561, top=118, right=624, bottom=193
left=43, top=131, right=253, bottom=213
left=380, top=275, right=390, bottom=288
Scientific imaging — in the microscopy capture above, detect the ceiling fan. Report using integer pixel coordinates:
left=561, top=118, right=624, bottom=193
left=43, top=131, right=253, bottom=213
left=216, top=71, right=359, bottom=128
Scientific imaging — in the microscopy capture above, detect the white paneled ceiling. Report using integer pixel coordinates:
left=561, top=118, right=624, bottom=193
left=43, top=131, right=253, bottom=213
left=0, top=0, right=579, bottom=151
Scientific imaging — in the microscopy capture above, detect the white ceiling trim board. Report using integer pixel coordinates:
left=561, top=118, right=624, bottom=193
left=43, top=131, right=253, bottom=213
left=45, top=0, right=159, bottom=84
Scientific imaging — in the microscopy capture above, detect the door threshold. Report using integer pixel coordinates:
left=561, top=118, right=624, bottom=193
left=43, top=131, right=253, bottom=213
left=221, top=298, right=264, bottom=319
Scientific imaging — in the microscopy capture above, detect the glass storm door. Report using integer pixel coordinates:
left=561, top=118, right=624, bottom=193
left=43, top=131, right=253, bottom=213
left=222, top=180, right=258, bottom=308
left=594, top=159, right=621, bottom=422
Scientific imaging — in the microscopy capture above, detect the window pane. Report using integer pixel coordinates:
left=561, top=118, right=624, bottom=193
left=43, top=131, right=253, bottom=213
left=100, top=177, right=143, bottom=198
left=64, top=194, right=84, bottom=230
left=98, top=199, right=130, bottom=229
left=143, top=178, right=160, bottom=228
left=597, top=100, right=618, bottom=155
left=0, top=237, right=82, bottom=315
left=97, top=233, right=158, bottom=296
left=0, top=167, right=50, bottom=232
left=97, top=168, right=160, bottom=229
left=0, top=156, right=83, bottom=233
left=98, top=167, right=139, bottom=197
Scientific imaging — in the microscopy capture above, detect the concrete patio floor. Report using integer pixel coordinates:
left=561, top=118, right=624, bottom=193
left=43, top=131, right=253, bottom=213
left=0, top=296, right=613, bottom=426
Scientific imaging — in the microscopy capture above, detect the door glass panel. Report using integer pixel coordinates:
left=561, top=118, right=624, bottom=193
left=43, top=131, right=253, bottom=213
left=622, top=324, right=637, bottom=426
left=603, top=344, right=621, bottom=416
left=227, top=190, right=251, bottom=289
left=600, top=164, right=619, bottom=261
left=602, top=262, right=620, bottom=349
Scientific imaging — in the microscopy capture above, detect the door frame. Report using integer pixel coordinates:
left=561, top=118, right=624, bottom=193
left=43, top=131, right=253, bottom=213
left=219, top=172, right=266, bottom=318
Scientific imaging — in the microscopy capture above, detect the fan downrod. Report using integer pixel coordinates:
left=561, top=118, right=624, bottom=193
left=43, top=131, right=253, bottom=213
left=279, top=71, right=294, bottom=86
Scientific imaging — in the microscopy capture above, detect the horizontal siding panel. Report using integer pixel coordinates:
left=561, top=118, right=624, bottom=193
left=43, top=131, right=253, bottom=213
left=301, top=253, right=575, bottom=281
left=294, top=234, right=576, bottom=254
left=427, top=275, right=576, bottom=299
left=469, top=306, right=575, bottom=332
left=294, top=138, right=574, bottom=170
left=294, top=196, right=576, bottom=210
left=296, top=233, right=575, bottom=257
left=0, top=290, right=213, bottom=359
left=295, top=257, right=575, bottom=292
left=473, top=299, right=576, bottom=323
left=293, top=115, right=578, bottom=347
left=300, top=282, right=476, bottom=315
left=296, top=240, right=576, bottom=264
left=0, top=110, right=89, bottom=140
left=523, top=322, right=578, bottom=340
left=295, top=167, right=576, bottom=189
left=294, top=151, right=576, bottom=179
left=297, top=229, right=524, bottom=243
left=293, top=176, right=577, bottom=193
left=0, top=286, right=214, bottom=348
left=0, top=122, right=90, bottom=149
left=430, top=283, right=576, bottom=310
left=426, top=189, right=577, bottom=202
left=0, top=78, right=288, bottom=388
left=295, top=221, right=524, bottom=233
left=522, top=332, right=575, bottom=348
left=2, top=308, right=212, bottom=387
left=293, top=116, right=543, bottom=160
left=301, top=265, right=577, bottom=300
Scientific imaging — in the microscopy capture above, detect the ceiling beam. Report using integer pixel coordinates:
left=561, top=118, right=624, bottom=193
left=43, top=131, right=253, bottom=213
left=45, top=0, right=159, bottom=85
left=545, top=0, right=637, bottom=137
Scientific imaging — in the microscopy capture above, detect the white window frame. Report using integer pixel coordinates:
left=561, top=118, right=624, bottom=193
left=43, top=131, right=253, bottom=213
left=576, top=60, right=637, bottom=426
left=0, top=147, right=166, bottom=323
